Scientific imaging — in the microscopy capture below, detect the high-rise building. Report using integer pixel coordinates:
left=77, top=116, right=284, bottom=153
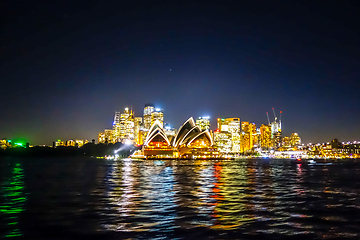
left=151, top=108, right=164, bottom=128
left=134, top=117, right=143, bottom=145
left=240, top=121, right=256, bottom=153
left=260, top=124, right=272, bottom=149
left=214, top=130, right=232, bottom=153
left=196, top=116, right=210, bottom=130
left=98, top=132, right=105, bottom=143
left=269, top=110, right=282, bottom=149
left=112, top=111, right=120, bottom=142
left=290, top=133, right=301, bottom=147
left=164, top=123, right=177, bottom=140
left=215, top=118, right=240, bottom=153
left=119, top=108, right=134, bottom=141
left=104, top=129, right=113, bottom=143
left=143, top=103, right=155, bottom=130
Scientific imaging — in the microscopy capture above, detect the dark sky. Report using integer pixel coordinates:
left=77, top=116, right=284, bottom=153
left=1, top=0, right=360, bottom=145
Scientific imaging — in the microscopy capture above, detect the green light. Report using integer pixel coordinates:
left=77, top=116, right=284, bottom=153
left=57, top=139, right=61, bottom=142
left=8, top=140, right=11, bottom=142
left=1, top=162, right=25, bottom=238
left=14, top=143, right=23, bottom=146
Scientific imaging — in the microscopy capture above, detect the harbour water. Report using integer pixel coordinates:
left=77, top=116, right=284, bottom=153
left=1, top=157, right=360, bottom=239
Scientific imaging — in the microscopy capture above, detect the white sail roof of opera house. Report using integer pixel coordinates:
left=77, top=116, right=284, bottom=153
left=172, top=117, right=196, bottom=147
left=144, top=120, right=171, bottom=146
left=186, top=130, right=213, bottom=147
left=172, top=117, right=214, bottom=148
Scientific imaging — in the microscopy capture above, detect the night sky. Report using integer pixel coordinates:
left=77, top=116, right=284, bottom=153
left=1, top=1, right=359, bottom=145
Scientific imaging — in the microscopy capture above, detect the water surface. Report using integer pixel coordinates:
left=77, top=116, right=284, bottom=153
left=1, top=157, right=360, bottom=239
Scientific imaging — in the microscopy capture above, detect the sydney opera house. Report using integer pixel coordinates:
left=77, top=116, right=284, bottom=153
left=132, top=117, right=224, bottom=159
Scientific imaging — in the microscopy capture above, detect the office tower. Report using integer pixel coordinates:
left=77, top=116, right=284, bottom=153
left=282, top=136, right=291, bottom=148
left=120, top=108, right=134, bottom=141
left=240, top=121, right=256, bottom=153
left=143, top=103, right=155, bottom=130
left=104, top=129, right=113, bottom=143
left=215, top=118, right=240, bottom=153
left=290, top=133, right=301, bottom=147
left=151, top=108, right=164, bottom=128
left=112, top=111, right=121, bottom=142
left=134, top=117, right=143, bottom=145
left=196, top=116, right=210, bottom=130
left=98, top=132, right=105, bottom=143
left=260, top=124, right=272, bottom=149
left=164, top=123, right=177, bottom=138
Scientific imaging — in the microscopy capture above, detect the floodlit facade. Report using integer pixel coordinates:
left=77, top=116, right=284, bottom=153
left=139, top=117, right=218, bottom=159
left=119, top=108, right=134, bottom=141
left=112, top=111, right=120, bottom=142
left=196, top=116, right=210, bottom=130
left=290, top=133, right=301, bottom=147
left=260, top=124, right=272, bottom=149
left=104, top=129, right=113, bottom=143
left=143, top=103, right=155, bottom=130
left=151, top=108, right=164, bottom=128
left=134, top=117, right=143, bottom=145
left=215, top=118, right=240, bottom=153
left=98, top=132, right=105, bottom=143
left=240, top=122, right=256, bottom=153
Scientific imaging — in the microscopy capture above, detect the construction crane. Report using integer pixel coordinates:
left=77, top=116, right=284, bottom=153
left=272, top=108, right=277, bottom=121
left=266, top=112, right=270, bottom=125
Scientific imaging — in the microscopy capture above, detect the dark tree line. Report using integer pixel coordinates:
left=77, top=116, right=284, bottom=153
left=0, top=142, right=140, bottom=157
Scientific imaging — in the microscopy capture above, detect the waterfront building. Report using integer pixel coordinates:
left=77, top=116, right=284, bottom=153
left=66, top=140, right=75, bottom=147
left=137, top=129, right=147, bottom=145
left=213, top=130, right=232, bottom=153
left=0, top=139, right=8, bottom=149
left=75, top=140, right=85, bottom=147
left=143, top=120, right=173, bottom=157
left=119, top=108, right=134, bottom=141
left=138, top=117, right=217, bottom=159
left=240, top=122, right=256, bottom=153
left=215, top=118, right=240, bottom=153
left=290, top=133, right=301, bottom=147
left=98, top=132, right=105, bottom=143
left=112, top=111, right=121, bottom=142
left=282, top=136, right=291, bottom=148
left=104, top=129, right=113, bottom=143
left=260, top=124, right=272, bottom=149
left=134, top=117, right=143, bottom=145
left=143, top=103, right=155, bottom=130
left=55, top=140, right=65, bottom=147
left=196, top=116, right=210, bottom=130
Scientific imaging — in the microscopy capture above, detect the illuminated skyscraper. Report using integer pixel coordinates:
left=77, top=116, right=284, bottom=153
left=119, top=108, right=134, bottom=141
left=134, top=117, right=143, bottom=145
left=143, top=103, right=155, bottom=130
left=269, top=109, right=282, bottom=149
left=240, top=122, right=256, bottom=153
left=260, top=124, right=272, bottom=149
left=151, top=108, right=164, bottom=128
left=196, top=116, right=210, bottom=130
left=112, top=111, right=120, bottom=142
left=290, top=133, right=301, bottom=147
left=104, top=129, right=113, bottom=143
left=215, top=118, right=240, bottom=153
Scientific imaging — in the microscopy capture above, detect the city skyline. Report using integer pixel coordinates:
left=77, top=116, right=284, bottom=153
left=1, top=1, right=360, bottom=145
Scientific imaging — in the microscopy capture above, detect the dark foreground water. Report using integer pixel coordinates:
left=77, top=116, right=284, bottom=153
left=1, top=158, right=360, bottom=239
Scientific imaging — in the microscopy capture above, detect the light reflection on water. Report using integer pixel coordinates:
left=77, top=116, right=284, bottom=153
left=0, top=162, right=26, bottom=238
left=1, top=157, right=360, bottom=239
